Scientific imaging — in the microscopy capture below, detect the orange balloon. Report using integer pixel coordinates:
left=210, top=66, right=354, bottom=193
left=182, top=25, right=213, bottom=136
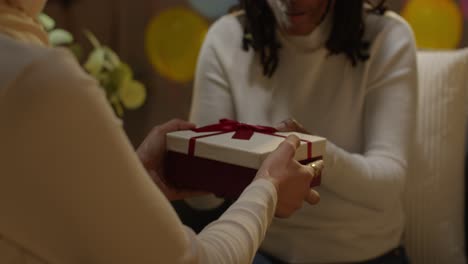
left=402, top=0, right=463, bottom=49
left=145, top=7, right=208, bottom=83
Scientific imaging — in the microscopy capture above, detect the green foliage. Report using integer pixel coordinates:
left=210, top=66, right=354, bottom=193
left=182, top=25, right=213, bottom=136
left=38, top=13, right=146, bottom=117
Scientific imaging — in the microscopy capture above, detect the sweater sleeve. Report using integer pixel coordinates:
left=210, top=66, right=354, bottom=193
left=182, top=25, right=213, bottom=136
left=187, top=179, right=277, bottom=264
left=322, top=17, right=418, bottom=211
left=0, top=48, right=277, bottom=264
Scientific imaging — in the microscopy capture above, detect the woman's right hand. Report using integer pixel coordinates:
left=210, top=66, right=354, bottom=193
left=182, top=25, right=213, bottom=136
left=254, top=135, right=321, bottom=218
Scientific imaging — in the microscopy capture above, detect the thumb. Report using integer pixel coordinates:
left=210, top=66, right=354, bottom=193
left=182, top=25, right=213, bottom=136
left=305, top=189, right=320, bottom=205
left=276, top=135, right=300, bottom=159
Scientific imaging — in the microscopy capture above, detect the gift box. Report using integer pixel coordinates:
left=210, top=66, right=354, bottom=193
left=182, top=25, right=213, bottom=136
left=164, top=119, right=326, bottom=198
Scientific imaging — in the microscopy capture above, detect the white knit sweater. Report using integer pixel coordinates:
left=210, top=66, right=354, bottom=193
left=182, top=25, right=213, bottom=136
left=190, top=10, right=418, bottom=263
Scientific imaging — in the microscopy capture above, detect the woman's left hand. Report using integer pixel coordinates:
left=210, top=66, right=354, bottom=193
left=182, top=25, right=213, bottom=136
left=275, top=118, right=310, bottom=134
left=137, top=119, right=206, bottom=201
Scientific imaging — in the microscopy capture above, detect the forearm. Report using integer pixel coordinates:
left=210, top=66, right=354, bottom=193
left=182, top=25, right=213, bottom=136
left=323, top=141, right=407, bottom=211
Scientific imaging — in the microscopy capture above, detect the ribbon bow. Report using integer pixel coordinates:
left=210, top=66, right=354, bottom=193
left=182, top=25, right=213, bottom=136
left=188, top=118, right=312, bottom=161
left=188, top=119, right=278, bottom=156
left=193, top=119, right=277, bottom=140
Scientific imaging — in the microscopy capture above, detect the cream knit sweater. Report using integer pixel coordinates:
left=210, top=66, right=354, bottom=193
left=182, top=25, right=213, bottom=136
left=0, top=34, right=277, bottom=264
left=190, top=10, right=417, bottom=263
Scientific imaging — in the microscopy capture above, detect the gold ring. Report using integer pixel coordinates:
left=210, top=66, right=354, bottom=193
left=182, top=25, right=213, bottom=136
left=307, top=160, right=324, bottom=176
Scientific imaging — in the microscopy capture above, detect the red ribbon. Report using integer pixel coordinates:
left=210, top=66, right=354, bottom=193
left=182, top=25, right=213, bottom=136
left=192, top=119, right=277, bottom=140
left=188, top=119, right=312, bottom=159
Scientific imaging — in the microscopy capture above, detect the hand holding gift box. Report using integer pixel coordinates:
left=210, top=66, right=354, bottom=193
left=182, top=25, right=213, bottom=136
left=165, top=119, right=326, bottom=199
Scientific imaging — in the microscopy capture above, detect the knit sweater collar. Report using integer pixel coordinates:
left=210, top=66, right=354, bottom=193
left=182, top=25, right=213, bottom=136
left=278, top=10, right=333, bottom=52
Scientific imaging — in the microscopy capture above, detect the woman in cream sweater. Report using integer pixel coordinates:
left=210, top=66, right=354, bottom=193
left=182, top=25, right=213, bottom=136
left=190, top=0, right=417, bottom=263
left=0, top=1, right=321, bottom=263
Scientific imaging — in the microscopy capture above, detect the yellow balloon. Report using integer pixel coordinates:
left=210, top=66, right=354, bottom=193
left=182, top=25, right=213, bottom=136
left=145, top=7, right=208, bottom=83
left=402, top=0, right=463, bottom=50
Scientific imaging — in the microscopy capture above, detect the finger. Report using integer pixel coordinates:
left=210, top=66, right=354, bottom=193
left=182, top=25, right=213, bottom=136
left=274, top=119, right=291, bottom=132
left=276, top=135, right=300, bottom=159
left=288, top=119, right=309, bottom=134
left=285, top=134, right=301, bottom=148
left=158, top=119, right=196, bottom=134
left=305, top=189, right=320, bottom=205
left=275, top=118, right=310, bottom=134
left=275, top=118, right=298, bottom=132
left=307, top=160, right=324, bottom=179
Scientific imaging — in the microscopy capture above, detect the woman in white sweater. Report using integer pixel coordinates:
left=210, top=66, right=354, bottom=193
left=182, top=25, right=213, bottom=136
left=0, top=1, right=321, bottom=263
left=190, top=0, right=417, bottom=263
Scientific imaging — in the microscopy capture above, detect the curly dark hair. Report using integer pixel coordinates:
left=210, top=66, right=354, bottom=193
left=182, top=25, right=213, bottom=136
left=238, top=0, right=387, bottom=77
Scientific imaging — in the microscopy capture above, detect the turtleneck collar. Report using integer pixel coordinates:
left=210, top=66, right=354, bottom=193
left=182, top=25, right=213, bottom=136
left=278, top=9, right=333, bottom=53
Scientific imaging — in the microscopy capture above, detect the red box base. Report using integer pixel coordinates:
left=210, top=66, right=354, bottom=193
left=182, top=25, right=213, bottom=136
left=164, top=151, right=322, bottom=199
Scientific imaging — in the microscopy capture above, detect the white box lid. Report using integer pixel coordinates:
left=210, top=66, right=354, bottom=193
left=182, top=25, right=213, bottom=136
left=166, top=130, right=326, bottom=170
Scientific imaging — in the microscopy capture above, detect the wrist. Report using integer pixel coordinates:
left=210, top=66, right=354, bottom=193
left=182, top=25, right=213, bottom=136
left=254, top=170, right=280, bottom=193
